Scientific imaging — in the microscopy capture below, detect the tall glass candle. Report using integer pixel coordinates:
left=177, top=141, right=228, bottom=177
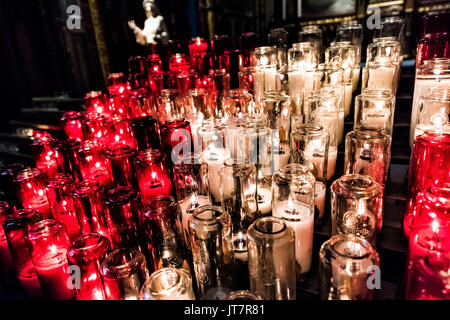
left=104, top=116, right=136, bottom=149
left=414, top=88, right=450, bottom=139
left=319, top=234, right=380, bottom=300
left=47, top=174, right=81, bottom=241
left=3, top=209, right=43, bottom=299
left=134, top=149, right=173, bottom=204
left=331, top=175, right=383, bottom=245
left=273, top=164, right=315, bottom=275
left=108, top=94, right=131, bottom=121
left=60, top=111, right=85, bottom=142
left=140, top=268, right=195, bottom=300
left=189, top=206, right=235, bottom=299
left=345, top=128, right=391, bottom=186
left=82, top=112, right=109, bottom=144
left=84, top=91, right=109, bottom=116
left=142, top=196, right=188, bottom=272
left=106, top=144, right=137, bottom=189
left=247, top=217, right=296, bottom=300
left=130, top=116, right=162, bottom=152
left=362, top=61, right=397, bottom=94
left=54, top=139, right=82, bottom=181
left=77, top=140, right=113, bottom=189
left=129, top=88, right=156, bottom=120
left=160, top=119, right=193, bottom=164
left=30, top=138, right=60, bottom=179
left=107, top=73, right=128, bottom=96
left=67, top=233, right=110, bottom=300
left=15, top=168, right=53, bottom=219
left=27, top=220, right=73, bottom=300
left=101, top=249, right=149, bottom=300
left=72, top=180, right=112, bottom=243
left=104, top=187, right=142, bottom=250
left=221, top=89, right=254, bottom=117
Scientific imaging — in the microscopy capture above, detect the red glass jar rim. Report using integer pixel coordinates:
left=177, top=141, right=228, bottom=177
left=79, top=140, right=105, bottom=153
left=61, top=111, right=83, bottom=122
left=424, top=183, right=450, bottom=210
left=56, top=139, right=81, bottom=152
left=135, top=149, right=166, bottom=165
left=14, top=168, right=45, bottom=183
left=47, top=174, right=75, bottom=189
left=131, top=116, right=157, bottom=128
left=27, top=219, right=63, bottom=240
left=164, top=120, right=190, bottom=129
left=417, top=131, right=450, bottom=145
left=108, top=72, right=126, bottom=80
left=105, top=187, right=137, bottom=207
left=72, top=180, right=104, bottom=197
left=144, top=195, right=178, bottom=218
left=106, top=144, right=135, bottom=159
left=68, top=233, right=110, bottom=263
left=102, top=248, right=145, bottom=277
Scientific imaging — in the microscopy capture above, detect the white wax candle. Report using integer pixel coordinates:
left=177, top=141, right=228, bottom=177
left=352, top=68, right=360, bottom=91
left=288, top=71, right=303, bottom=114
left=248, top=185, right=272, bottom=216
left=273, top=200, right=314, bottom=274
left=367, top=67, right=395, bottom=92
left=179, top=195, right=211, bottom=243
left=315, top=181, right=326, bottom=220
left=327, top=147, right=337, bottom=180
left=204, top=148, right=230, bottom=204
left=344, top=84, right=353, bottom=118
left=264, top=68, right=277, bottom=92
left=410, top=78, right=450, bottom=147
left=272, top=143, right=290, bottom=172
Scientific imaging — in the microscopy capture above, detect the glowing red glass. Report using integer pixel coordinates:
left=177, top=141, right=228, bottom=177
left=71, top=180, right=112, bottom=243
left=161, top=120, right=193, bottom=163
left=30, top=138, right=61, bottom=179
left=107, top=73, right=128, bottom=96
left=77, top=140, right=113, bottom=189
left=130, top=116, right=162, bottom=152
left=67, top=233, right=110, bottom=300
left=15, top=168, right=53, bottom=219
left=47, top=174, right=81, bottom=241
left=103, top=116, right=136, bottom=150
left=84, top=91, right=109, bottom=116
left=3, top=209, right=42, bottom=298
left=134, top=149, right=173, bottom=204
left=27, top=220, right=73, bottom=300
left=106, top=144, right=137, bottom=188
left=129, top=88, right=156, bottom=119
left=104, top=187, right=142, bottom=250
left=60, top=111, right=85, bottom=142
left=82, top=112, right=109, bottom=145
left=108, top=94, right=131, bottom=120
left=169, top=53, right=191, bottom=73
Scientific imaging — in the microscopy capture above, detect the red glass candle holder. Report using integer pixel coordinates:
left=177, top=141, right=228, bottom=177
left=71, top=180, right=112, bottom=243
left=60, top=111, right=85, bottom=142
left=147, top=54, right=163, bottom=75
left=130, top=116, right=162, bottom=152
left=0, top=163, right=25, bottom=208
left=240, top=32, right=258, bottom=67
left=209, top=69, right=231, bottom=100
left=103, top=116, right=136, bottom=150
left=106, top=144, right=137, bottom=189
left=26, top=220, right=73, bottom=300
left=405, top=254, right=450, bottom=300
left=30, top=138, right=61, bottom=179
left=161, top=120, right=193, bottom=164
left=189, top=37, right=208, bottom=74
left=67, top=233, right=110, bottom=300
left=404, top=131, right=450, bottom=239
left=108, top=94, right=131, bottom=121
left=77, top=140, right=113, bottom=189
left=0, top=201, right=15, bottom=279
left=82, top=112, right=109, bottom=145
left=104, top=187, right=142, bottom=250
left=142, top=195, right=187, bottom=271
left=128, top=73, right=149, bottom=91
left=169, top=53, right=191, bottom=74
left=129, top=88, right=156, bottom=119
left=128, top=56, right=148, bottom=75
left=15, top=168, right=53, bottom=219
left=47, top=174, right=81, bottom=241
left=134, top=149, right=173, bottom=204
left=107, top=73, right=128, bottom=96
left=84, top=91, right=109, bottom=116
left=54, top=139, right=82, bottom=181
left=3, top=209, right=42, bottom=298
left=176, top=70, right=199, bottom=96
left=149, top=71, right=174, bottom=98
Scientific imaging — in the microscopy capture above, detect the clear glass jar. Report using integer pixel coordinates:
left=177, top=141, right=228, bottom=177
left=344, top=128, right=391, bottom=186
left=189, top=205, right=234, bottom=299
left=374, top=16, right=406, bottom=48
left=319, top=234, right=380, bottom=300
left=226, top=290, right=262, bottom=300
left=299, top=26, right=323, bottom=60
left=288, top=42, right=318, bottom=70
left=414, top=87, right=450, bottom=139
left=47, top=174, right=80, bottom=241
left=140, top=268, right=195, bottom=300
left=142, top=196, right=188, bottom=272
left=247, top=217, right=296, bottom=300
left=252, top=46, right=277, bottom=67
left=134, top=149, right=173, bottom=204
left=3, top=209, right=42, bottom=298
left=221, top=89, right=255, bottom=117
left=101, top=248, right=149, bottom=300
left=354, top=89, right=396, bottom=135
left=174, top=153, right=211, bottom=244
left=272, top=164, right=315, bottom=275
left=15, top=168, right=52, bottom=219
left=104, top=187, right=142, bottom=250
left=72, top=180, right=112, bottom=243
left=27, top=220, right=73, bottom=300
left=410, top=59, right=450, bottom=146
left=188, top=88, right=215, bottom=120
left=331, top=175, right=383, bottom=246
left=362, top=61, right=397, bottom=94
left=325, top=42, right=356, bottom=85
left=67, top=233, right=110, bottom=300
left=156, top=89, right=189, bottom=124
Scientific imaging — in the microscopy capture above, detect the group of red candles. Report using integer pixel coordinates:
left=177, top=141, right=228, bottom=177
left=0, top=36, right=257, bottom=300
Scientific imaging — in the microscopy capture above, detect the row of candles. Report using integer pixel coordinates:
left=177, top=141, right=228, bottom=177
left=0, top=18, right=449, bottom=300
